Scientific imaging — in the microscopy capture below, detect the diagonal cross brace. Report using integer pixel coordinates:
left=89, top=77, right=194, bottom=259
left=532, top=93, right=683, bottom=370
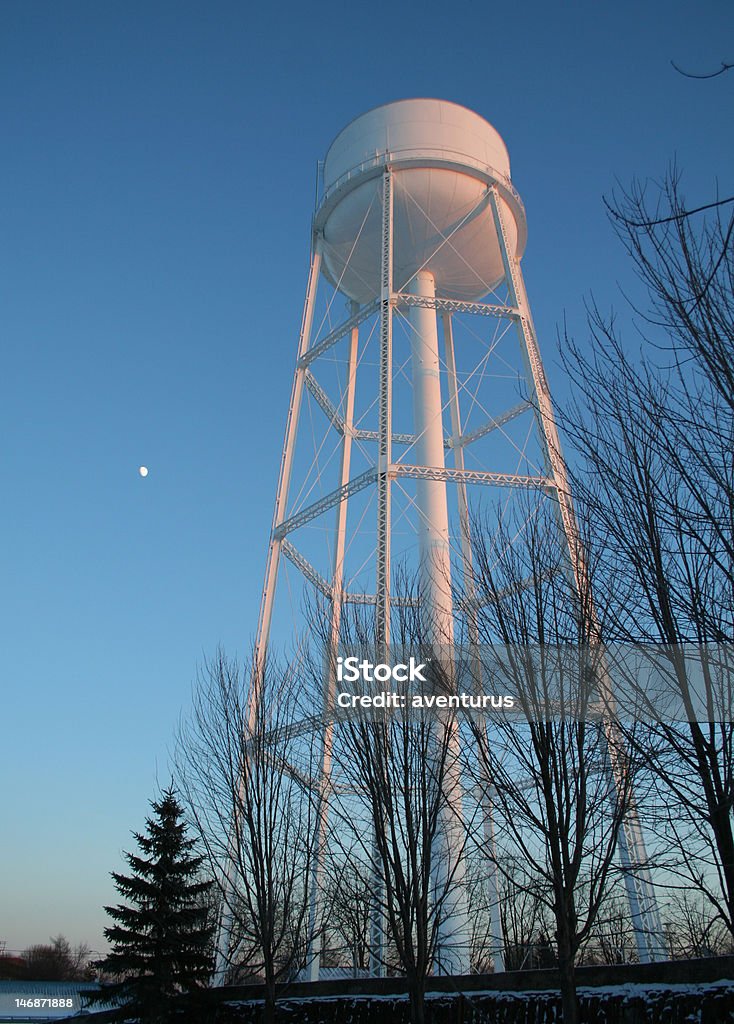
left=298, top=300, right=380, bottom=368
left=273, top=468, right=378, bottom=539
left=450, top=400, right=532, bottom=449
left=281, top=539, right=333, bottom=598
left=305, top=371, right=346, bottom=434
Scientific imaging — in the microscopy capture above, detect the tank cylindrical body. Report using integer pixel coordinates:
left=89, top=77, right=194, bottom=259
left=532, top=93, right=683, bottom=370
left=314, top=98, right=527, bottom=304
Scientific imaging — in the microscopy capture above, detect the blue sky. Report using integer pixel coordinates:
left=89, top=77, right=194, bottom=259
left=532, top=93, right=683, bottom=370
left=1, top=0, right=732, bottom=953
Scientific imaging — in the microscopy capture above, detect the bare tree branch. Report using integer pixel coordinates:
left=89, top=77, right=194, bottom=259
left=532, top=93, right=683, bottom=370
left=671, top=58, right=734, bottom=79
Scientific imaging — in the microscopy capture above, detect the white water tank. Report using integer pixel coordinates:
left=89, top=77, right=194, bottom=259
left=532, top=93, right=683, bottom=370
left=314, top=98, right=527, bottom=304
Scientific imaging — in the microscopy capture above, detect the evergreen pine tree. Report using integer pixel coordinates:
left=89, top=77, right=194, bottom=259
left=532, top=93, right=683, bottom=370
left=86, top=787, right=214, bottom=1022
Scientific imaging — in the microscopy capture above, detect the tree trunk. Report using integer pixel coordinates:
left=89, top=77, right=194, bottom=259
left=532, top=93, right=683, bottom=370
left=558, top=953, right=579, bottom=1024
left=555, top=908, right=579, bottom=1024
left=262, top=973, right=276, bottom=1024
left=689, top=721, right=734, bottom=932
left=407, top=971, right=426, bottom=1024
left=710, top=799, right=734, bottom=931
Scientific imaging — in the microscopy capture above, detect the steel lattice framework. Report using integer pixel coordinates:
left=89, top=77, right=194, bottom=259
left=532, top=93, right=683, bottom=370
left=216, top=101, right=665, bottom=982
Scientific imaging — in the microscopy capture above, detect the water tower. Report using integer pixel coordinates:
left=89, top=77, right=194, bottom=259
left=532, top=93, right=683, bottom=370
left=232, top=99, right=662, bottom=978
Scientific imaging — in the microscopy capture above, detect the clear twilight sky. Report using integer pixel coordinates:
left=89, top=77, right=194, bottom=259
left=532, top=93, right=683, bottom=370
left=1, top=0, right=732, bottom=954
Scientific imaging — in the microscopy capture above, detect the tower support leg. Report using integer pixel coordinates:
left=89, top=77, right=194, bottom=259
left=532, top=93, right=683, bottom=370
left=488, top=185, right=663, bottom=962
left=306, top=307, right=360, bottom=981
left=369, top=170, right=394, bottom=978
left=214, top=245, right=322, bottom=983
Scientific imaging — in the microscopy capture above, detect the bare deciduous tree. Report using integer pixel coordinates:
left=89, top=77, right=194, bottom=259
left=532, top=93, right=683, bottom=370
left=464, top=499, right=634, bottom=1024
left=663, top=891, right=734, bottom=959
left=320, top=860, right=371, bottom=974
left=23, top=935, right=93, bottom=981
left=579, top=891, right=640, bottom=966
left=495, top=864, right=554, bottom=972
left=321, top=595, right=471, bottom=1024
left=562, top=170, right=734, bottom=934
left=176, top=649, right=318, bottom=1024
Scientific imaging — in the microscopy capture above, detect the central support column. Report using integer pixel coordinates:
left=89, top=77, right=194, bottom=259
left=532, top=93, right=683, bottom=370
left=407, top=270, right=470, bottom=975
left=408, top=270, right=453, bottom=643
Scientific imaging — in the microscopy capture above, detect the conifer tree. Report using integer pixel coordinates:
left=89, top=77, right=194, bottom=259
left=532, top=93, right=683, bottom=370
left=87, top=787, right=214, bottom=1022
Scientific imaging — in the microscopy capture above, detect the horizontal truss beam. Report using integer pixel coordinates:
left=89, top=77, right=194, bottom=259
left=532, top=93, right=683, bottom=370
left=306, top=402, right=531, bottom=451
left=456, top=569, right=557, bottom=613
left=354, top=428, right=419, bottom=445
left=275, top=464, right=551, bottom=540
left=342, top=591, right=420, bottom=607
left=395, top=292, right=519, bottom=319
left=393, top=464, right=552, bottom=490
left=299, top=293, right=519, bottom=371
